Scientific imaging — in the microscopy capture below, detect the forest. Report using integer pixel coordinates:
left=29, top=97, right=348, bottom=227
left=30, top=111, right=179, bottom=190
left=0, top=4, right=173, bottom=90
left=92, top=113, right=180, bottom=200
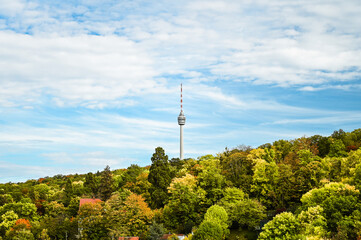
left=1, top=128, right=361, bottom=240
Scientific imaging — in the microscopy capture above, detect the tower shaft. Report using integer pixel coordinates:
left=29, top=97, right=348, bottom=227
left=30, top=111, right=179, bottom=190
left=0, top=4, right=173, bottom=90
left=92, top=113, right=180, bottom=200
left=180, top=125, right=184, bottom=160
left=178, top=83, right=186, bottom=160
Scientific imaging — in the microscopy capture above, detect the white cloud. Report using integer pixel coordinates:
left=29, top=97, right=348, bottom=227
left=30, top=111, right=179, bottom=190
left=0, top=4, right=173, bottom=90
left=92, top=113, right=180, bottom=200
left=0, top=0, right=25, bottom=16
left=119, top=0, right=361, bottom=88
left=187, top=1, right=240, bottom=13
left=299, top=84, right=361, bottom=92
left=0, top=31, right=160, bottom=108
left=266, top=112, right=361, bottom=125
left=186, top=83, right=327, bottom=114
left=1, top=0, right=360, bottom=110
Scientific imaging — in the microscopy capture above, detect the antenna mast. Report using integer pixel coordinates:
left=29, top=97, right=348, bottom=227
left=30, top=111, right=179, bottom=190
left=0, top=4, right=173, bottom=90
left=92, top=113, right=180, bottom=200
left=181, top=83, right=183, bottom=111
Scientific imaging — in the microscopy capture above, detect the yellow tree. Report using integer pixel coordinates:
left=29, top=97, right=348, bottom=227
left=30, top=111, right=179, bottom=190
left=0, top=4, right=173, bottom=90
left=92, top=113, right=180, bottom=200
left=105, top=192, right=154, bottom=238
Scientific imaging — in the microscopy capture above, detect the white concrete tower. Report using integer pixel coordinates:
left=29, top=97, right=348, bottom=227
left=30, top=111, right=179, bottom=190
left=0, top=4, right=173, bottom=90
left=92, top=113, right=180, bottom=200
left=178, top=83, right=186, bottom=160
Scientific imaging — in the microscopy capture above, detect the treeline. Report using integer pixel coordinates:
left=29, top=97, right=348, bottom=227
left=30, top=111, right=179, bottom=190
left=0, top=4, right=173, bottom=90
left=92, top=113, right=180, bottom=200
left=1, top=128, right=361, bottom=239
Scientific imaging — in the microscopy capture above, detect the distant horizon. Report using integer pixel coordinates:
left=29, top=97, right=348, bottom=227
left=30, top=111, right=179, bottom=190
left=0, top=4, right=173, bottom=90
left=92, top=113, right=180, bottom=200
left=1, top=0, right=361, bottom=182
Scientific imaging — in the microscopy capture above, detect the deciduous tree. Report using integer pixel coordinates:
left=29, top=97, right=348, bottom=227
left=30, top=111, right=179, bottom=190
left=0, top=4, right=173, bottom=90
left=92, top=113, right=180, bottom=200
left=233, top=199, right=266, bottom=230
left=105, top=192, right=154, bottom=238
left=78, top=202, right=107, bottom=239
left=203, top=205, right=229, bottom=239
left=198, top=158, right=226, bottom=205
left=258, top=212, right=300, bottom=240
left=193, top=221, right=223, bottom=240
left=163, top=174, right=206, bottom=233
left=301, top=182, right=360, bottom=233
left=221, top=152, right=253, bottom=193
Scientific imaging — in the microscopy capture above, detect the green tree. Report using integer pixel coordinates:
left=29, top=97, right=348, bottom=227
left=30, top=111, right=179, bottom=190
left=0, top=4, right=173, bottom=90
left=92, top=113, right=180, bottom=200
left=31, top=184, right=50, bottom=201
left=193, top=221, right=223, bottom=240
left=197, top=158, right=226, bottom=205
left=300, top=182, right=360, bottom=233
left=7, top=229, right=35, bottom=240
left=148, top=147, right=172, bottom=209
left=327, top=156, right=343, bottom=182
left=217, top=187, right=245, bottom=225
left=163, top=174, right=207, bottom=233
left=218, top=187, right=245, bottom=206
left=331, top=129, right=346, bottom=141
left=275, top=164, right=296, bottom=209
left=251, top=159, right=279, bottom=209
left=72, top=180, right=85, bottom=197
left=203, top=205, right=229, bottom=239
left=84, top=172, right=98, bottom=197
left=99, top=165, right=115, bottom=201
left=272, top=140, right=292, bottom=163
left=169, top=157, right=185, bottom=175
left=0, top=202, right=37, bottom=220
left=221, top=152, right=253, bottom=192
left=147, top=221, right=165, bottom=240
left=67, top=197, right=80, bottom=217
left=258, top=212, right=300, bottom=240
left=0, top=210, right=18, bottom=235
left=63, top=178, right=74, bottom=206
left=118, top=164, right=143, bottom=188
left=0, top=194, right=13, bottom=206
left=310, top=135, right=331, bottom=157
left=44, top=201, right=65, bottom=218
left=297, top=206, right=328, bottom=239
left=329, top=139, right=347, bottom=157
left=233, top=199, right=266, bottom=230
left=41, top=215, right=78, bottom=240
left=293, top=159, right=326, bottom=201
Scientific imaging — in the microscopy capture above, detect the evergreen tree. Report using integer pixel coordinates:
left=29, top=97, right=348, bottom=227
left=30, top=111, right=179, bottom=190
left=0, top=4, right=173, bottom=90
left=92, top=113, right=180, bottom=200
left=99, top=165, right=115, bottom=201
left=84, top=172, right=98, bottom=197
left=148, top=147, right=172, bottom=209
left=63, top=178, right=74, bottom=206
left=147, top=221, right=165, bottom=240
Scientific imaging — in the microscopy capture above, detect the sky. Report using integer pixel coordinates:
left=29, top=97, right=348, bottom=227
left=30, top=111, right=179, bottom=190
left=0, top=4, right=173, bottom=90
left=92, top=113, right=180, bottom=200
left=0, top=0, right=361, bottom=183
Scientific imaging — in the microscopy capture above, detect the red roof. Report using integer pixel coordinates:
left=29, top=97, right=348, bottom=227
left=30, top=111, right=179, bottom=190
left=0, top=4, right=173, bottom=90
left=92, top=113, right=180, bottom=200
left=79, top=198, right=102, bottom=207
left=118, top=237, right=139, bottom=240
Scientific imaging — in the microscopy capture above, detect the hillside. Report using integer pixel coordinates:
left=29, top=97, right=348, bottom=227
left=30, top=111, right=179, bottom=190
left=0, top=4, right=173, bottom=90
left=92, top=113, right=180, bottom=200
left=1, top=128, right=361, bottom=239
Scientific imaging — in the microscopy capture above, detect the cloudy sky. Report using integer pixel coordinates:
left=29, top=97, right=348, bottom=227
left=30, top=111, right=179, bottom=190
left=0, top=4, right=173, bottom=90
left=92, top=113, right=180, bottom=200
left=0, top=0, right=360, bottom=182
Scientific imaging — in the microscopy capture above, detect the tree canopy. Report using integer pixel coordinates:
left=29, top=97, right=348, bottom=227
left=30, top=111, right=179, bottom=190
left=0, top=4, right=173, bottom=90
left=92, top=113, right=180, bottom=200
left=0, top=128, right=361, bottom=239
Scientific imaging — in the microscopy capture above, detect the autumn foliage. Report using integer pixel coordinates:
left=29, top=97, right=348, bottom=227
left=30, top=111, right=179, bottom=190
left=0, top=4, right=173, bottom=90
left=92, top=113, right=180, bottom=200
left=15, top=218, right=30, bottom=228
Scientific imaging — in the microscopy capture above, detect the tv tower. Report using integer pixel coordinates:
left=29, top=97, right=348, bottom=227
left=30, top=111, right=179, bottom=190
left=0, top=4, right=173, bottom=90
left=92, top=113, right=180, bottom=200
left=178, top=83, right=186, bottom=160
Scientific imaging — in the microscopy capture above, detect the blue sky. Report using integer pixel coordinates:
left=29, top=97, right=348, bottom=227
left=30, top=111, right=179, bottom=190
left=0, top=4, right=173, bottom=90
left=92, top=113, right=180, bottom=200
left=0, top=0, right=361, bottom=182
